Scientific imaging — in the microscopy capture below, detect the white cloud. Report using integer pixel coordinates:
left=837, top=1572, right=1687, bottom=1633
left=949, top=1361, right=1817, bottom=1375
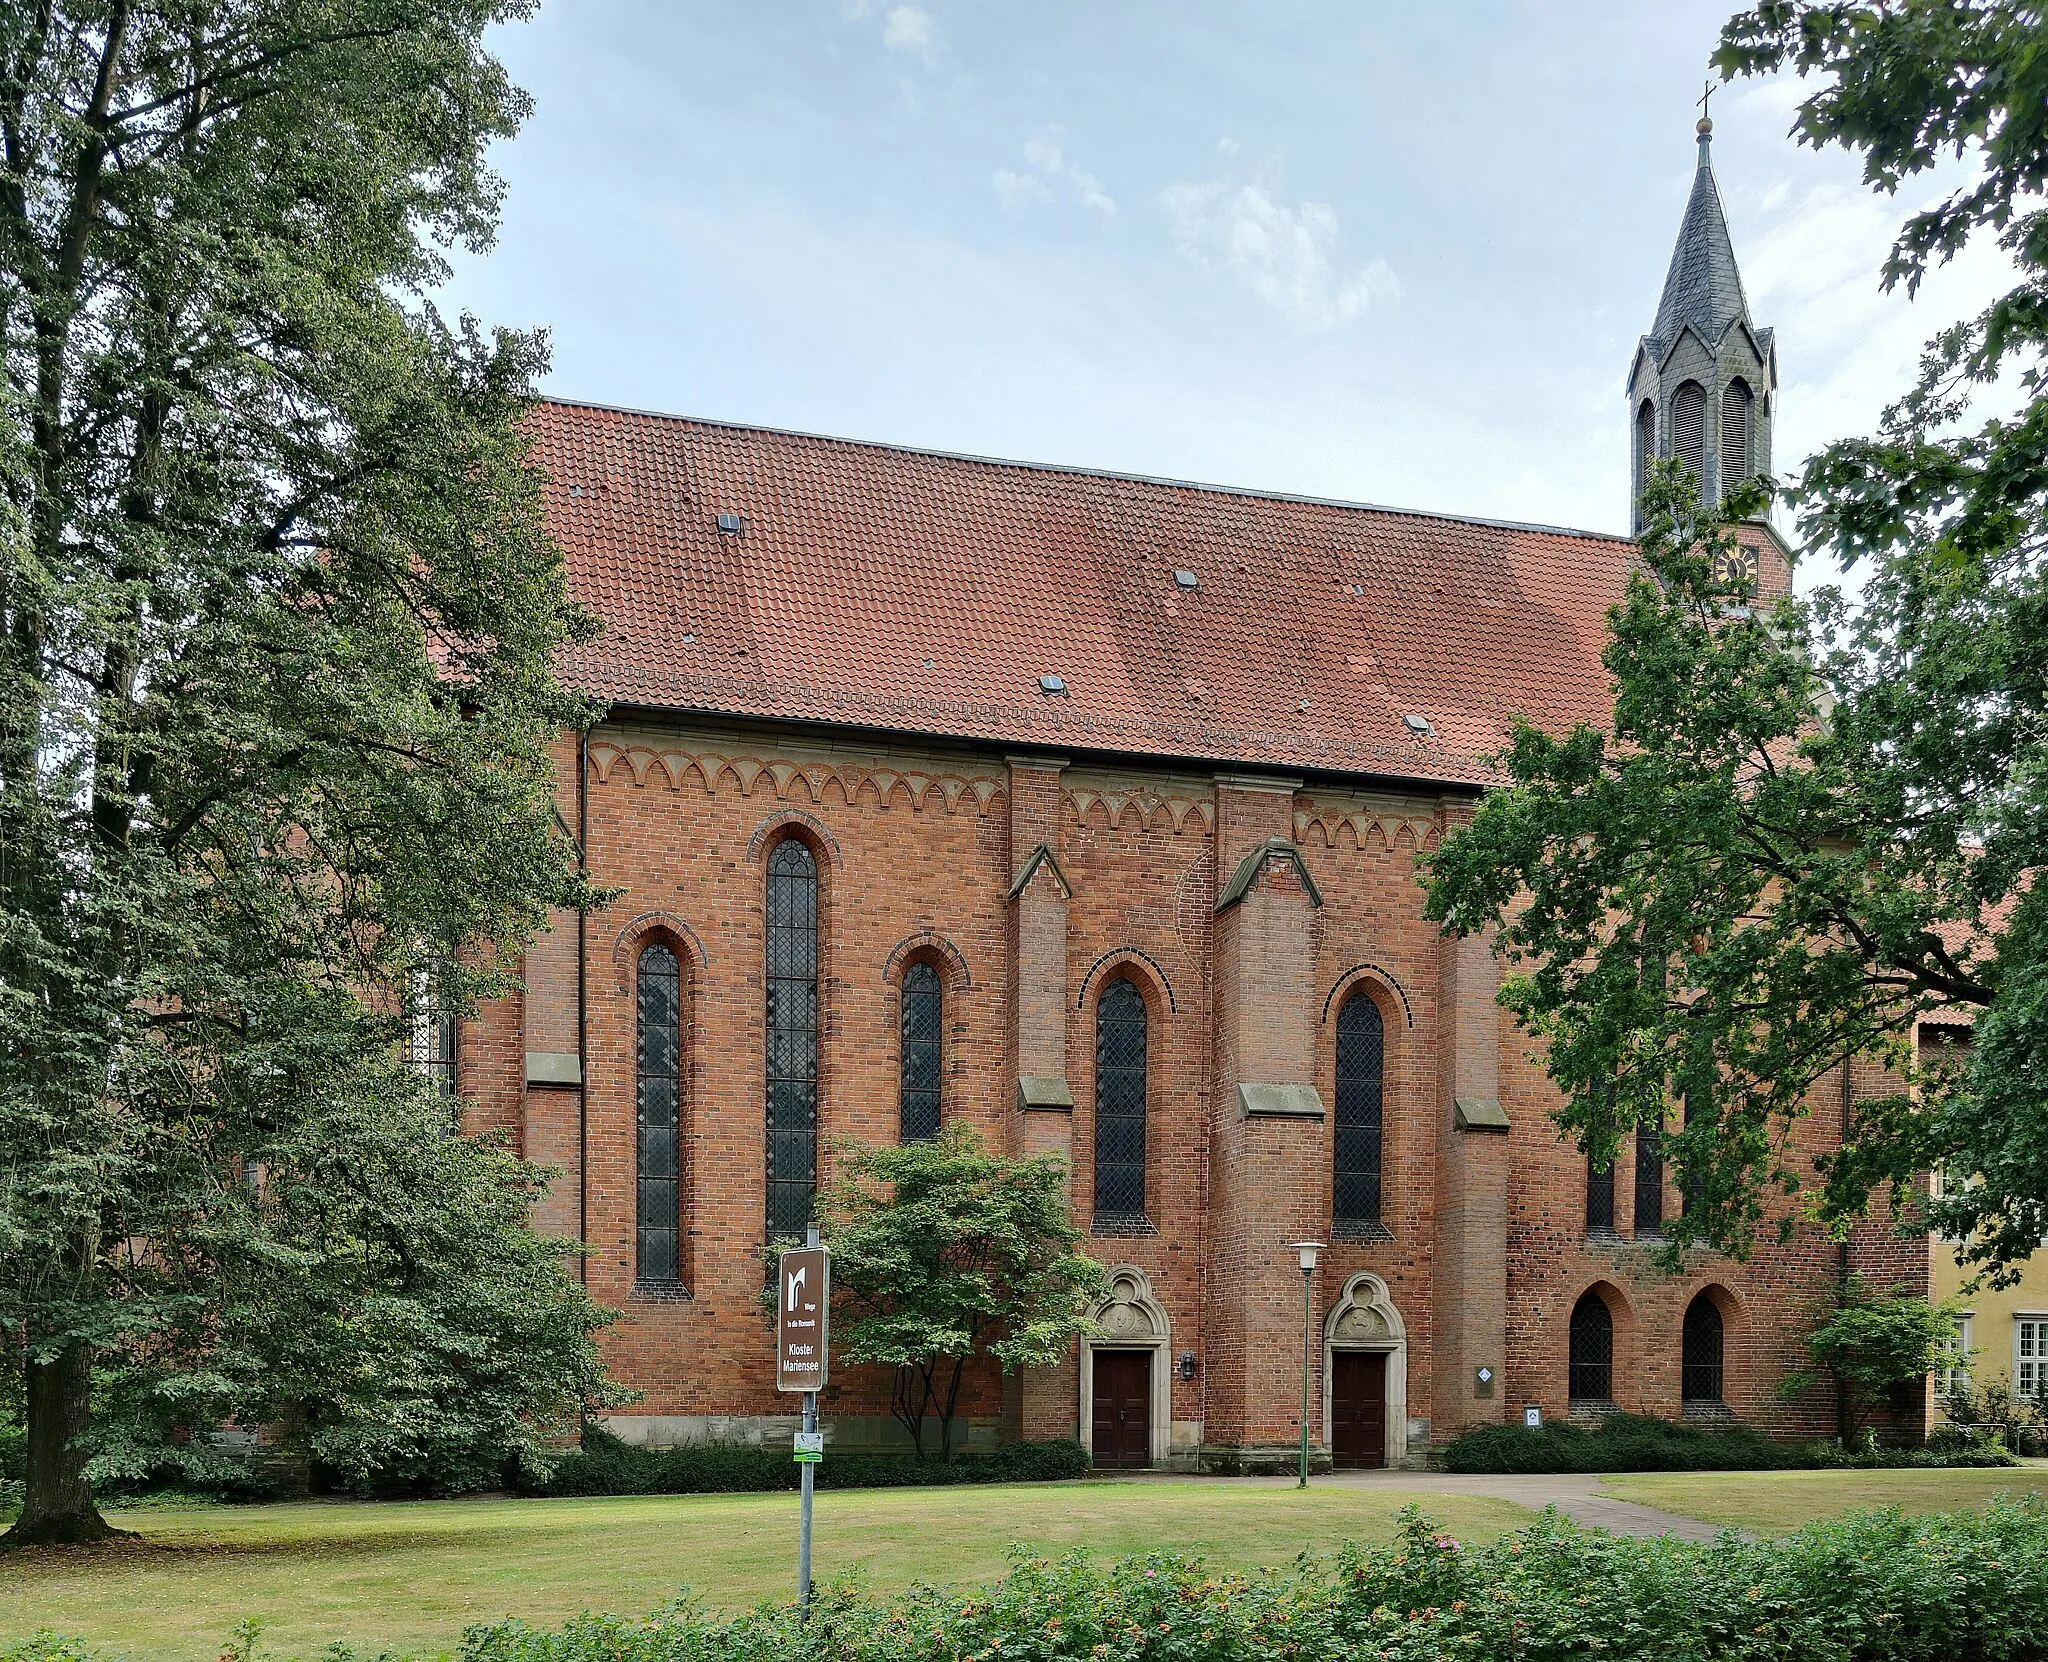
left=990, top=127, right=1115, bottom=216
left=992, top=167, right=1054, bottom=209
left=1161, top=177, right=1399, bottom=330
left=881, top=5, right=938, bottom=65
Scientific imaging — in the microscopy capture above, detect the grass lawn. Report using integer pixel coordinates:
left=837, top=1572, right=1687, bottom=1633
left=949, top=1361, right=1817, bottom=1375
left=1601, top=1463, right=2048, bottom=1532
left=0, top=1482, right=1535, bottom=1662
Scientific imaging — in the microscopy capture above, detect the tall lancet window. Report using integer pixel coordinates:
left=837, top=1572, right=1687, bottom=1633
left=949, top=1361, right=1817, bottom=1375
left=1720, top=380, right=1753, bottom=498
left=1094, top=977, right=1149, bottom=1226
left=1671, top=381, right=1708, bottom=484
left=766, top=838, right=820, bottom=1238
left=636, top=942, right=683, bottom=1285
left=1333, top=992, right=1384, bottom=1234
left=899, top=961, right=942, bottom=1142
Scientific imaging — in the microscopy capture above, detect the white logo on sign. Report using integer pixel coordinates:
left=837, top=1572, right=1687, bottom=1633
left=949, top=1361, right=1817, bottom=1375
left=787, top=1264, right=806, bottom=1311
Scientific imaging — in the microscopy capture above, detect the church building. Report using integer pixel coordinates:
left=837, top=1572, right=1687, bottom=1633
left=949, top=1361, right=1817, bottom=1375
left=461, top=118, right=1925, bottom=1468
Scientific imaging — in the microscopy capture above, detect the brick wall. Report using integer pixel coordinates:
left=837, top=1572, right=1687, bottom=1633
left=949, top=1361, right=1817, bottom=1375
left=459, top=715, right=1879, bottom=1462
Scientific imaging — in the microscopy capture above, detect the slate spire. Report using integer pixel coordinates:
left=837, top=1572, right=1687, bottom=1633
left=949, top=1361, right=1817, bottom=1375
left=1627, top=115, right=1775, bottom=531
left=1649, top=118, right=1752, bottom=352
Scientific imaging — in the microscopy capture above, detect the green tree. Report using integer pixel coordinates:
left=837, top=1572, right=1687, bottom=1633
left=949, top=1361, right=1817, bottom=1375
left=0, top=1, right=619, bottom=1544
left=1780, top=1276, right=1963, bottom=1444
left=812, top=1123, right=1106, bottom=1463
left=1424, top=2, right=2048, bottom=1276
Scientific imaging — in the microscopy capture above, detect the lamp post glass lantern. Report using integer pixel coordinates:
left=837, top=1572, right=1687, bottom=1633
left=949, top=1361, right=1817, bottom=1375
left=1289, top=1241, right=1324, bottom=1488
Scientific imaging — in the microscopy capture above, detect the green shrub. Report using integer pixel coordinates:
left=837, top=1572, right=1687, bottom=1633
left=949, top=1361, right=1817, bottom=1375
left=432, top=1499, right=2048, bottom=1662
left=520, top=1428, right=1089, bottom=1498
left=1444, top=1412, right=2018, bottom=1473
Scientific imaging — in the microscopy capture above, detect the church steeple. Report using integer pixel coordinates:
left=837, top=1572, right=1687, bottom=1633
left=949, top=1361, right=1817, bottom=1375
left=1628, top=114, right=1775, bottom=532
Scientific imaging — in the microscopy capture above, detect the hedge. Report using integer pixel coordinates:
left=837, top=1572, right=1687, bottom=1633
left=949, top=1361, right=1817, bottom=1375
left=1443, top=1412, right=2018, bottom=1473
left=520, top=1429, right=1090, bottom=1497
left=16, top=1497, right=2009, bottom=1662
left=9, top=1499, right=2048, bottom=1661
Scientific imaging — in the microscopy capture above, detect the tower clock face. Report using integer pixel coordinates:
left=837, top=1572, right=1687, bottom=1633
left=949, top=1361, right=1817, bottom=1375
left=1711, top=544, right=1759, bottom=589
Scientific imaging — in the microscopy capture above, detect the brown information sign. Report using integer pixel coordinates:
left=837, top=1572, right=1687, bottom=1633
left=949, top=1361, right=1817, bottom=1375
left=776, top=1246, right=830, bottom=1393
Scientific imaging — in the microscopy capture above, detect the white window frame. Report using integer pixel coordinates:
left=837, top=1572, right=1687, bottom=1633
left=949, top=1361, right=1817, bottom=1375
left=2017, top=1314, right=2048, bottom=1401
left=1935, top=1314, right=1973, bottom=1401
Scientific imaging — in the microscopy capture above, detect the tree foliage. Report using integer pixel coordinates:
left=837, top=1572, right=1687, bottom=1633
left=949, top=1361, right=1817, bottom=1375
left=0, top=0, right=619, bottom=1543
left=1426, top=2, right=2048, bottom=1276
left=812, top=1123, right=1106, bottom=1463
left=1780, top=1276, right=1963, bottom=1443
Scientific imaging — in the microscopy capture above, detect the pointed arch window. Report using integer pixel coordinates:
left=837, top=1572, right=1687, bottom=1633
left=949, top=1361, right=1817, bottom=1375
left=1333, top=992, right=1384, bottom=1234
left=1634, top=399, right=1656, bottom=503
left=1671, top=380, right=1708, bottom=483
left=1094, top=977, right=1149, bottom=1227
left=1568, top=1291, right=1615, bottom=1403
left=899, top=961, right=942, bottom=1142
left=1719, top=380, right=1753, bottom=497
left=636, top=942, right=683, bottom=1284
left=1682, top=1294, right=1725, bottom=1404
left=766, top=838, right=820, bottom=1238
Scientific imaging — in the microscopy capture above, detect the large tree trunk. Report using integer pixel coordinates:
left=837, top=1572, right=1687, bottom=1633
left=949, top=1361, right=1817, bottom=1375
left=4, top=1345, right=120, bottom=1547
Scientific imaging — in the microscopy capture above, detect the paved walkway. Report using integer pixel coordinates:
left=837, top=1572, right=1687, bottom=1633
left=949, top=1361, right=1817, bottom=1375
left=1110, top=1469, right=1728, bottom=1542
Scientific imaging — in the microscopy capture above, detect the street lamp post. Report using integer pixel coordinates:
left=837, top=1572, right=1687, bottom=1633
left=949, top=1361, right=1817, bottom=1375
left=1289, top=1241, right=1324, bottom=1489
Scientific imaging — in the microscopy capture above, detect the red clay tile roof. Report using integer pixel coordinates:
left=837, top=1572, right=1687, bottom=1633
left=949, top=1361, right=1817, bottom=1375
left=533, top=399, right=1772, bottom=789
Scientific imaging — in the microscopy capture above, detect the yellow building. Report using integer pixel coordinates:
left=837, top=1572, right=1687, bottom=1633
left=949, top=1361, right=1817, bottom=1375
left=1924, top=1022, right=2048, bottom=1423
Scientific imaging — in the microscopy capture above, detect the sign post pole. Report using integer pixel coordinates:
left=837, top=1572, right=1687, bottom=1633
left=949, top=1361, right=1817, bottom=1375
left=777, top=1225, right=830, bottom=1617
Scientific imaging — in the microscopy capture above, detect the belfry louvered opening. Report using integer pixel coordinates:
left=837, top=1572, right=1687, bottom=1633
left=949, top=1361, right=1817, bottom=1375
left=1634, top=399, right=1656, bottom=502
left=1671, top=381, right=1708, bottom=483
left=1094, top=977, right=1149, bottom=1228
left=1719, top=379, right=1752, bottom=498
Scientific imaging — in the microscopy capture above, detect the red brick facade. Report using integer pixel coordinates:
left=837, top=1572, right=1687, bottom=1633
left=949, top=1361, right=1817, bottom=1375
left=460, top=705, right=1922, bottom=1466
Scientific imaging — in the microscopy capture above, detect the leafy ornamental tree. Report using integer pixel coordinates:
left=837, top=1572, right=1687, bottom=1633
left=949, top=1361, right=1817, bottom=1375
left=0, top=2, right=620, bottom=1545
left=811, top=1123, right=1106, bottom=1463
left=1424, top=2, right=2048, bottom=1276
left=1780, top=1277, right=1963, bottom=1444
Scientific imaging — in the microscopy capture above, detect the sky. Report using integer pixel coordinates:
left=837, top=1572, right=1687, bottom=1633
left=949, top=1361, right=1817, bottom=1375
left=437, top=1, right=2017, bottom=554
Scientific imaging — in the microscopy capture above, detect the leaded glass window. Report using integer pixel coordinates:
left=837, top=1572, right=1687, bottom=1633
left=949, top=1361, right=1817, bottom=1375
left=1586, top=1155, right=1615, bottom=1233
left=636, top=943, right=682, bottom=1284
left=408, top=964, right=458, bottom=1099
left=1333, top=993, right=1384, bottom=1232
left=900, top=961, right=942, bottom=1142
left=1682, top=1294, right=1724, bottom=1403
left=1094, top=977, right=1148, bottom=1224
left=766, top=839, right=819, bottom=1238
left=1569, top=1291, right=1614, bottom=1402
left=1634, top=1114, right=1665, bottom=1234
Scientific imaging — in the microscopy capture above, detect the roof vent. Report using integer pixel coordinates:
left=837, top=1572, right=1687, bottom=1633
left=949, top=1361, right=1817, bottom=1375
left=569, top=485, right=585, bottom=497
left=682, top=632, right=697, bottom=645
left=1403, top=713, right=1435, bottom=737
left=1174, top=569, right=1200, bottom=591
left=716, top=513, right=743, bottom=534
left=1038, top=674, right=1068, bottom=696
